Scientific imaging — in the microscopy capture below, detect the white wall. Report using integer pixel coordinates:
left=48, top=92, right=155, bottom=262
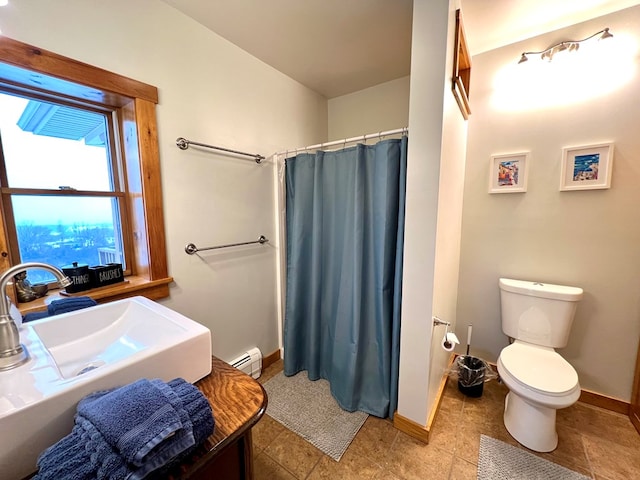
left=4, top=0, right=473, bottom=420
left=2, top=0, right=327, bottom=363
left=457, top=6, right=640, bottom=401
left=397, top=0, right=468, bottom=426
left=428, top=1, right=468, bottom=414
left=327, top=76, right=410, bottom=141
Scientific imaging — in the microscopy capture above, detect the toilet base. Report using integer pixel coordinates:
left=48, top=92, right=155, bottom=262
left=503, top=392, right=558, bottom=452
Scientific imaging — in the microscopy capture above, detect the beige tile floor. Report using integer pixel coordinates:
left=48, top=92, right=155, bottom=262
left=254, top=360, right=640, bottom=480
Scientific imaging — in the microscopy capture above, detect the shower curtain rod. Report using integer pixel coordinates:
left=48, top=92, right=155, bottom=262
left=275, top=127, right=407, bottom=157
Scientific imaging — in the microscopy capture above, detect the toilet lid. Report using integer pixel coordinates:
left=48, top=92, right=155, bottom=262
left=500, top=342, right=578, bottom=395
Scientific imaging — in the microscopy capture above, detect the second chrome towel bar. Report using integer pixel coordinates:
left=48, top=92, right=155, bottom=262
left=185, top=235, right=269, bottom=255
left=176, top=137, right=265, bottom=164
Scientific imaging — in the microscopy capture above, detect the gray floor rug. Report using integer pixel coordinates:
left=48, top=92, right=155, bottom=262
left=478, top=435, right=592, bottom=479
left=263, top=370, right=368, bottom=461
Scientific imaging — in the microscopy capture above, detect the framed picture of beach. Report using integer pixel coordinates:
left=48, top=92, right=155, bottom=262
left=489, top=152, right=529, bottom=193
left=560, top=143, right=614, bottom=191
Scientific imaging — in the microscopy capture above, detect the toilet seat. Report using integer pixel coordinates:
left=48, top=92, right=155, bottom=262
left=498, top=341, right=581, bottom=451
left=499, top=342, right=578, bottom=396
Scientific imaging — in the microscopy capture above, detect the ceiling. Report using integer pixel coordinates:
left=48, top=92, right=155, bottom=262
left=162, top=0, right=640, bottom=99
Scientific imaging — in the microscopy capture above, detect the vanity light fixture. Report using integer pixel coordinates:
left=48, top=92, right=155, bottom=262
left=518, top=27, right=613, bottom=64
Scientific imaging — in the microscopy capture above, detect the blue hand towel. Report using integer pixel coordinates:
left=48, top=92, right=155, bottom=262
left=168, top=378, right=215, bottom=447
left=48, top=296, right=97, bottom=315
left=35, top=378, right=215, bottom=480
left=35, top=415, right=130, bottom=480
left=130, top=379, right=195, bottom=474
left=144, top=380, right=216, bottom=479
left=77, top=378, right=191, bottom=468
left=23, top=310, right=50, bottom=323
left=23, top=296, right=98, bottom=323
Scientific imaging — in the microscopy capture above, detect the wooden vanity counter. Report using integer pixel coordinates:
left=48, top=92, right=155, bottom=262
left=164, top=356, right=267, bottom=480
left=23, top=356, right=264, bottom=480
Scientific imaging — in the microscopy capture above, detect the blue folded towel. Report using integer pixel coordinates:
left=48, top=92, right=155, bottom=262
left=168, top=378, right=215, bottom=451
left=48, top=296, right=97, bottom=315
left=23, top=296, right=97, bottom=323
left=22, top=310, right=49, bottom=322
left=36, top=419, right=129, bottom=480
left=34, top=378, right=214, bottom=480
left=77, top=378, right=192, bottom=468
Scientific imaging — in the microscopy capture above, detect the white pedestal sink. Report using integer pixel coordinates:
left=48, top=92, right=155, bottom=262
left=0, top=296, right=211, bottom=480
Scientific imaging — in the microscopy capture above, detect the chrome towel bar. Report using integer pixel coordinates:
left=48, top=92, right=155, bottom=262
left=185, top=235, right=269, bottom=255
left=176, top=137, right=265, bottom=164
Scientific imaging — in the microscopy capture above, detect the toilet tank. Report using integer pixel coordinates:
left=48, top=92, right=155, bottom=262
left=499, top=278, right=583, bottom=348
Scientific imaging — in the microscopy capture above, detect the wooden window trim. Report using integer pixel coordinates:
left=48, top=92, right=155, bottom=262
left=0, top=36, right=172, bottom=308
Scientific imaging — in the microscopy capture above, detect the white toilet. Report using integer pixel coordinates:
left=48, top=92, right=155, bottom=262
left=497, top=277, right=583, bottom=452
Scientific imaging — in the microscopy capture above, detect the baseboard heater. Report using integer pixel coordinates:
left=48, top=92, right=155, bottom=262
left=230, top=347, right=262, bottom=379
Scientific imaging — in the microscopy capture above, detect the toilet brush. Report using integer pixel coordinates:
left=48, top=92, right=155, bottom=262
left=466, top=324, right=472, bottom=356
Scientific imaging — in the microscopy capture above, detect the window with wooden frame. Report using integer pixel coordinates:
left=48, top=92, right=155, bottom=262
left=0, top=90, right=132, bottom=284
left=0, top=36, right=171, bottom=310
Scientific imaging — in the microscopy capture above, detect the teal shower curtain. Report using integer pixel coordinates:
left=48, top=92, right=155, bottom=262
left=283, top=137, right=407, bottom=418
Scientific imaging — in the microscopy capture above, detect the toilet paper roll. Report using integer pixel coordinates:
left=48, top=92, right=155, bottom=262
left=441, top=332, right=460, bottom=352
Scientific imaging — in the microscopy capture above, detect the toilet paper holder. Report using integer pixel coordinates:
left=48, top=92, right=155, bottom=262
left=433, top=316, right=450, bottom=328
left=433, top=316, right=460, bottom=351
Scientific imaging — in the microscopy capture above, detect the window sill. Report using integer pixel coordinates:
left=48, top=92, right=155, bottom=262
left=17, top=275, right=173, bottom=315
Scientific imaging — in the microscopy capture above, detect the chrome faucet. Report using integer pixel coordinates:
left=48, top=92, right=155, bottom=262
left=0, top=262, right=72, bottom=371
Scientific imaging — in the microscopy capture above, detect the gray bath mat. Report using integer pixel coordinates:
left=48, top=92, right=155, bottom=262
left=478, top=435, right=592, bottom=479
left=263, top=370, right=368, bottom=461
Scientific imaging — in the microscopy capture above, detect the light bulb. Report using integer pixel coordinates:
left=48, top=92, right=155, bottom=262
left=0, top=0, right=8, bottom=7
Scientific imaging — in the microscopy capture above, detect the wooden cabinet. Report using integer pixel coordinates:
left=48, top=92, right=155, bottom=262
left=24, top=356, right=266, bottom=480
left=165, top=356, right=267, bottom=479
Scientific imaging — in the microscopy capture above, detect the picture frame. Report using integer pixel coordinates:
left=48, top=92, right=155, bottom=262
left=452, top=9, right=471, bottom=120
left=489, top=152, right=529, bottom=193
left=560, top=143, right=614, bottom=191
